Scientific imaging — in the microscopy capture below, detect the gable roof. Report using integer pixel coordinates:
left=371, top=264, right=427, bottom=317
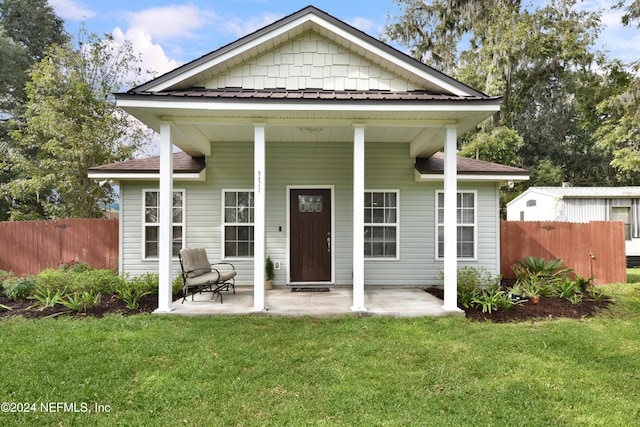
left=114, top=5, right=502, bottom=159
left=130, top=6, right=486, bottom=98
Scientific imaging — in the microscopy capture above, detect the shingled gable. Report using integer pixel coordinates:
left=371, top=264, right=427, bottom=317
left=126, top=5, right=489, bottom=98
left=114, top=5, right=502, bottom=159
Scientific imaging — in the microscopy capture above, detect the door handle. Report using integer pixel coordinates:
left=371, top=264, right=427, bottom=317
left=327, top=233, right=331, bottom=253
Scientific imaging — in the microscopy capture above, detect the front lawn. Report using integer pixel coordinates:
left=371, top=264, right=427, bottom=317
left=1, top=282, right=639, bottom=426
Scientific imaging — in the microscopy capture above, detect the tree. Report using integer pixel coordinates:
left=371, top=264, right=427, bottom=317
left=594, top=61, right=640, bottom=184
left=0, top=0, right=68, bottom=115
left=0, top=0, right=69, bottom=220
left=385, top=0, right=611, bottom=187
left=4, top=31, right=151, bottom=220
left=458, top=126, right=523, bottom=167
left=615, top=0, right=640, bottom=27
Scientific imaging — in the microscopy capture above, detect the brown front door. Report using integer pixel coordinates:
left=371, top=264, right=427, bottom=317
left=290, top=189, right=331, bottom=282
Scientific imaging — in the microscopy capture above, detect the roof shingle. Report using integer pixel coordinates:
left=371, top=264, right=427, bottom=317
left=88, top=152, right=205, bottom=174
left=415, top=152, right=529, bottom=176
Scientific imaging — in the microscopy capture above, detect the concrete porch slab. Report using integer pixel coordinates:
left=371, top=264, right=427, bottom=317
left=167, top=286, right=463, bottom=318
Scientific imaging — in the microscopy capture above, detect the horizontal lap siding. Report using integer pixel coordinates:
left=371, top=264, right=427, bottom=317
left=365, top=144, right=433, bottom=285
left=120, top=141, right=501, bottom=287
left=364, top=146, right=500, bottom=286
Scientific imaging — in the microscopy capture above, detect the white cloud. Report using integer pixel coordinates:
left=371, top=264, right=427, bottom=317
left=112, top=27, right=181, bottom=79
left=126, top=4, right=218, bottom=42
left=221, top=12, right=282, bottom=37
left=347, top=17, right=374, bottom=33
left=49, top=0, right=96, bottom=20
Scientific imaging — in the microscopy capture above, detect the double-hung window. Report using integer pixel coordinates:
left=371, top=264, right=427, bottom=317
left=437, top=191, right=476, bottom=259
left=364, top=191, right=399, bottom=259
left=144, top=190, right=185, bottom=259
left=223, top=190, right=254, bottom=258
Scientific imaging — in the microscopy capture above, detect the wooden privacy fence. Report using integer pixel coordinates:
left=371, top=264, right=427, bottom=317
left=501, top=221, right=627, bottom=285
left=0, top=219, right=118, bottom=276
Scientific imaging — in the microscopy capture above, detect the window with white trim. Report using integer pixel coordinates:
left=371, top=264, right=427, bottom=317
left=437, top=191, right=476, bottom=259
left=223, top=190, right=254, bottom=258
left=364, top=191, right=399, bottom=258
left=611, top=206, right=631, bottom=240
left=144, top=190, right=185, bottom=259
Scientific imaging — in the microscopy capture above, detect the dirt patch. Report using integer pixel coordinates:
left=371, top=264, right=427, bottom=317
left=0, top=294, right=159, bottom=320
left=424, top=287, right=611, bottom=322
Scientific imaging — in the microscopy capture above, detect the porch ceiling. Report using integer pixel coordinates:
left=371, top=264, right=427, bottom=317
left=120, top=102, right=497, bottom=157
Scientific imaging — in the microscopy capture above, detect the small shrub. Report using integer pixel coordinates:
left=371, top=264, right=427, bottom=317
left=2, top=276, right=37, bottom=300
left=512, top=256, right=573, bottom=289
left=471, top=284, right=523, bottom=313
left=61, top=291, right=102, bottom=313
left=75, top=269, right=124, bottom=295
left=173, top=273, right=184, bottom=297
left=552, top=278, right=582, bottom=299
left=136, top=273, right=159, bottom=295
left=37, top=268, right=124, bottom=295
left=116, top=279, right=152, bottom=310
left=587, top=286, right=610, bottom=301
left=440, top=266, right=502, bottom=309
left=574, top=275, right=595, bottom=292
left=28, top=287, right=66, bottom=310
left=568, top=293, right=583, bottom=304
left=59, top=260, right=91, bottom=273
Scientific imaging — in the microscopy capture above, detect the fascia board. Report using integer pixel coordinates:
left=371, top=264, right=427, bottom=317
left=87, top=171, right=206, bottom=181
left=415, top=171, right=530, bottom=183
left=117, top=98, right=502, bottom=113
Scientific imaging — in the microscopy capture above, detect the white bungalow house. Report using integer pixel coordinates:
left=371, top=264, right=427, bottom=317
left=507, top=186, right=640, bottom=266
left=88, top=6, right=529, bottom=313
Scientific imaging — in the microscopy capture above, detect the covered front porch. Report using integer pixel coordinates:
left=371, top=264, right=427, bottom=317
left=168, top=286, right=462, bottom=318
left=106, top=6, right=507, bottom=316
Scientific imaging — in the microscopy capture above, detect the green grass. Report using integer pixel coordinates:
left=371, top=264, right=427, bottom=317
left=1, top=283, right=640, bottom=426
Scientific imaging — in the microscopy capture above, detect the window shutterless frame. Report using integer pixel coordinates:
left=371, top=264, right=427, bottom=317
left=435, top=190, right=477, bottom=260
left=364, top=190, right=400, bottom=260
left=142, top=188, right=186, bottom=260
left=221, top=189, right=255, bottom=260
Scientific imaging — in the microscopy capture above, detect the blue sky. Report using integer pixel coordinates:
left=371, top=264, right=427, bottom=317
left=49, top=0, right=639, bottom=81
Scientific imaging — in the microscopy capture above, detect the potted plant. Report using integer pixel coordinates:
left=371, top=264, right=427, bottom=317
left=521, top=280, right=541, bottom=304
left=265, top=256, right=275, bottom=290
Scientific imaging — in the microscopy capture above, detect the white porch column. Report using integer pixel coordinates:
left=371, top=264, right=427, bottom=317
left=252, top=123, right=267, bottom=312
left=156, top=122, right=174, bottom=313
left=352, top=125, right=367, bottom=312
left=442, top=125, right=461, bottom=312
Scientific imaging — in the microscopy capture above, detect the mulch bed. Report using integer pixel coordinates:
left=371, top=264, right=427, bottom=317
left=424, top=286, right=611, bottom=322
left=2, top=288, right=612, bottom=322
left=0, top=294, right=159, bottom=320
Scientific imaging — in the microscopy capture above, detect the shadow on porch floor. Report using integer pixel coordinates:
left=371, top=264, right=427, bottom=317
left=166, top=286, right=463, bottom=318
